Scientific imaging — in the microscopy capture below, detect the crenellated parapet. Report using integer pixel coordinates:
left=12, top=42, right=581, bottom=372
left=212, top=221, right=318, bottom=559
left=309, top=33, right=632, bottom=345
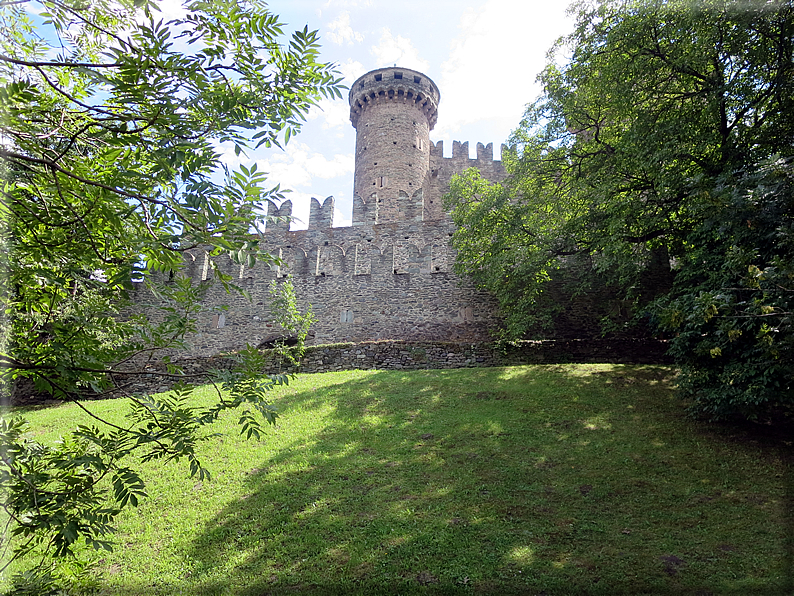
left=351, top=188, right=426, bottom=225
left=397, top=188, right=424, bottom=222
left=423, top=140, right=508, bottom=221
left=428, top=140, right=508, bottom=166
left=308, top=196, right=335, bottom=230
left=352, top=193, right=378, bottom=226
left=172, top=215, right=458, bottom=289
left=349, top=67, right=440, bottom=130
left=266, top=199, right=292, bottom=232
left=260, top=217, right=455, bottom=280
left=267, top=195, right=336, bottom=231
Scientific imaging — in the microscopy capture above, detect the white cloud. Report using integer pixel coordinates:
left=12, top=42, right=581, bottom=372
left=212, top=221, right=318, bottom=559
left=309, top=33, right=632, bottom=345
left=306, top=151, right=354, bottom=180
left=23, top=1, right=43, bottom=14
left=370, top=28, right=429, bottom=72
left=213, top=141, right=353, bottom=230
left=255, top=142, right=353, bottom=190
left=217, top=56, right=365, bottom=139
left=214, top=141, right=251, bottom=168
left=326, top=11, right=364, bottom=45
left=337, top=58, right=367, bottom=82
left=323, top=0, right=373, bottom=8
left=308, top=98, right=350, bottom=130
left=255, top=142, right=355, bottom=230
left=279, top=191, right=312, bottom=230
left=304, top=59, right=366, bottom=130
left=152, top=0, right=189, bottom=21
left=334, top=206, right=352, bottom=228
left=435, top=0, right=574, bottom=139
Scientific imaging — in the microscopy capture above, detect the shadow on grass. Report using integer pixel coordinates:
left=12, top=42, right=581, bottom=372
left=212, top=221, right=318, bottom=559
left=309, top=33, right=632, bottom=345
left=109, top=365, right=791, bottom=595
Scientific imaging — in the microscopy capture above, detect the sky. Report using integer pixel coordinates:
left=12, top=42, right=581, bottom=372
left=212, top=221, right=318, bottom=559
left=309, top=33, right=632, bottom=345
left=224, top=0, right=578, bottom=229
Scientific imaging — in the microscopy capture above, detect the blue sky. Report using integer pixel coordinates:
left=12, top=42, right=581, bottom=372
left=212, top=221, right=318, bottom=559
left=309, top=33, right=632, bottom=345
left=221, top=0, right=577, bottom=228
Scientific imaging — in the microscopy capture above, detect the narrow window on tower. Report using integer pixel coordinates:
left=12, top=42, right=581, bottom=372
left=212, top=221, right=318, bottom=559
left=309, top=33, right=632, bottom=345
left=201, top=252, right=209, bottom=280
left=377, top=176, right=387, bottom=188
left=394, top=72, right=402, bottom=79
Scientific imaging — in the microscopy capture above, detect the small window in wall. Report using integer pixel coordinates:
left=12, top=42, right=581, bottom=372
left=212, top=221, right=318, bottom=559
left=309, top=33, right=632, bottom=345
left=417, top=139, right=424, bottom=151
left=211, top=313, right=226, bottom=328
left=201, top=252, right=209, bottom=281
left=394, top=72, right=402, bottom=79
left=377, top=176, right=387, bottom=188
left=340, top=309, right=353, bottom=323
left=458, top=307, right=474, bottom=323
left=374, top=73, right=382, bottom=82
left=414, top=76, right=421, bottom=84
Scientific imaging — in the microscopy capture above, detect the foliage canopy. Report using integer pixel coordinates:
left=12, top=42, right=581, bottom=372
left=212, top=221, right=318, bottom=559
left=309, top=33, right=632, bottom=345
left=0, top=0, right=339, bottom=590
left=445, top=0, right=794, bottom=420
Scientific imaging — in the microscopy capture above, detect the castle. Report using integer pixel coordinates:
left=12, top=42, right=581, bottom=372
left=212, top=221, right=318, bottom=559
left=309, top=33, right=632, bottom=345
left=134, top=67, right=510, bottom=356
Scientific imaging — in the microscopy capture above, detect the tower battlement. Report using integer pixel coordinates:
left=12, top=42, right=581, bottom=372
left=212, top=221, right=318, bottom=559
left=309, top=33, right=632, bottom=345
left=429, top=140, right=509, bottom=162
left=349, top=67, right=440, bottom=130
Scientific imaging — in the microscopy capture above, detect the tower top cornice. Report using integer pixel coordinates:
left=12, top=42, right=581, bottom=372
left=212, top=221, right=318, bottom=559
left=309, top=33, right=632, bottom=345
left=349, top=67, right=440, bottom=130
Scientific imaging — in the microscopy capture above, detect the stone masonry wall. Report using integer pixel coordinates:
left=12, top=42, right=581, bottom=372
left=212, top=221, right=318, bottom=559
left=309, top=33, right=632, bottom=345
left=127, top=66, right=512, bottom=359
left=98, top=338, right=670, bottom=399
left=10, top=339, right=670, bottom=405
left=131, top=209, right=501, bottom=357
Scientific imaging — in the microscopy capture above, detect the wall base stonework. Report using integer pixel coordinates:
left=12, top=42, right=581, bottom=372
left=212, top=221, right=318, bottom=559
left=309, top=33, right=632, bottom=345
left=286, top=338, right=672, bottom=373
left=9, top=340, right=672, bottom=405
left=56, top=339, right=670, bottom=402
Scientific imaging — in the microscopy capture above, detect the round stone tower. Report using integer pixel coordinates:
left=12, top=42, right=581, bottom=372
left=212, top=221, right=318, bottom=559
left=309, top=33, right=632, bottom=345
left=349, top=67, right=440, bottom=224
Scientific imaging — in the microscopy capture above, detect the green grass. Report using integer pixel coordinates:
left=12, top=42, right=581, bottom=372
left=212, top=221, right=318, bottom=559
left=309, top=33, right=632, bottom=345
left=4, top=364, right=790, bottom=595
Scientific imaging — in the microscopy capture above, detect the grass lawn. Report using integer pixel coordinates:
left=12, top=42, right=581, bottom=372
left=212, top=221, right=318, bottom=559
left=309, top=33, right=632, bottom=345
left=4, top=364, right=790, bottom=595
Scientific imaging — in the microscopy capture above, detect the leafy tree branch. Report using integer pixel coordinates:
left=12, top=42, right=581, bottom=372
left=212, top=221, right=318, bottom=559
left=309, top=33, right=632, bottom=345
left=1, top=0, right=338, bottom=590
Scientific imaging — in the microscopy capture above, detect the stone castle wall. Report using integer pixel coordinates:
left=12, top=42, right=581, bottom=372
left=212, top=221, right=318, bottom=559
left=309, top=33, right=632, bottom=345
left=131, top=197, right=502, bottom=358
left=104, top=339, right=669, bottom=399
left=130, top=63, right=514, bottom=361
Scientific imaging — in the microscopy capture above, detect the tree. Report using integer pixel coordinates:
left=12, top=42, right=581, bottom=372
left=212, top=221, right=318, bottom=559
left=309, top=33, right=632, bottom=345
left=0, top=0, right=341, bottom=590
left=445, top=0, right=794, bottom=419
